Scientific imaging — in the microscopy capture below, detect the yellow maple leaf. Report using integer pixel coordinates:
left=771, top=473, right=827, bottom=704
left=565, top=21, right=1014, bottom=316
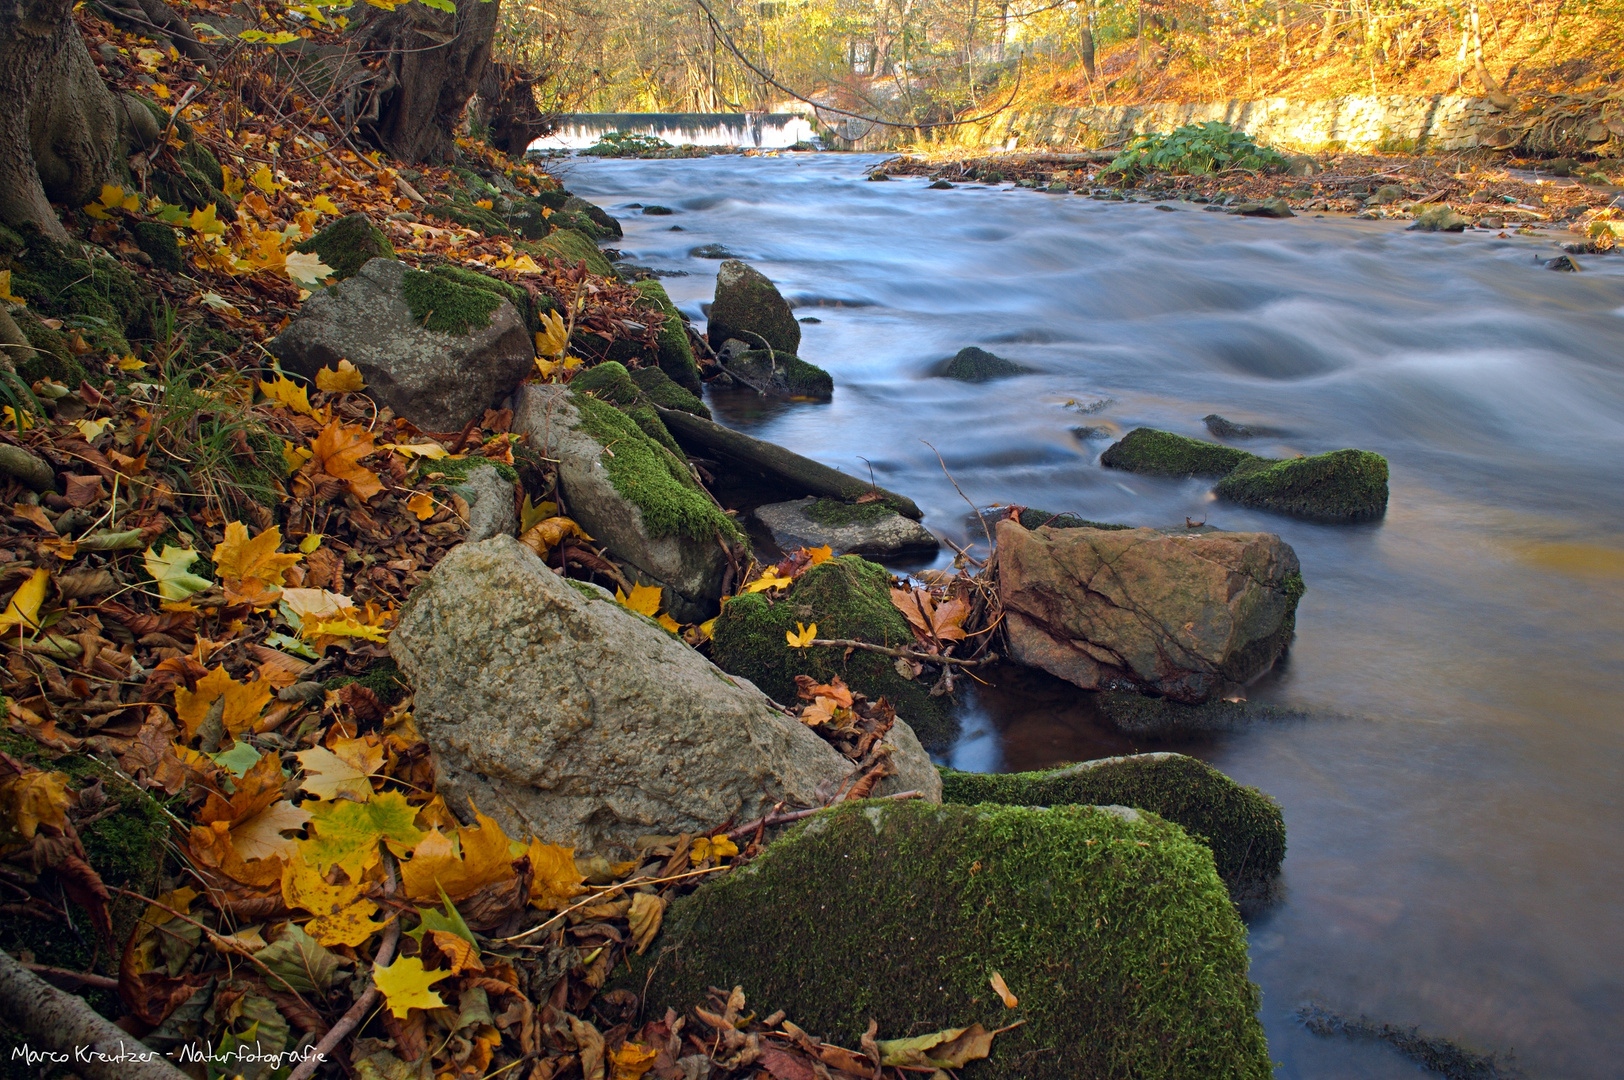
left=374, top=955, right=450, bottom=1017
left=282, top=848, right=384, bottom=946
left=381, top=441, right=449, bottom=460
left=295, top=745, right=371, bottom=801
left=609, top=1042, right=659, bottom=1080
left=221, top=163, right=244, bottom=199
left=785, top=621, right=818, bottom=648
left=237, top=229, right=289, bottom=275
left=311, top=195, right=341, bottom=215
left=614, top=582, right=663, bottom=618
left=188, top=203, right=225, bottom=235
left=399, top=809, right=518, bottom=902
left=174, top=666, right=274, bottom=738
left=688, top=834, right=739, bottom=864
left=0, top=568, right=50, bottom=634
left=250, top=164, right=284, bottom=195
left=743, top=571, right=793, bottom=594
left=144, top=544, right=212, bottom=601
left=232, top=800, right=313, bottom=862
left=518, top=515, right=592, bottom=559
left=525, top=838, right=587, bottom=909
left=406, top=491, right=436, bottom=521
left=303, top=791, right=425, bottom=879
left=214, top=521, right=302, bottom=607
left=535, top=309, right=568, bottom=359
left=0, top=766, right=75, bottom=844
left=260, top=374, right=319, bottom=418
left=303, top=609, right=390, bottom=644
left=657, top=613, right=681, bottom=633
left=805, top=544, right=834, bottom=566
left=315, top=359, right=366, bottom=392
left=306, top=421, right=384, bottom=501
left=0, top=270, right=25, bottom=307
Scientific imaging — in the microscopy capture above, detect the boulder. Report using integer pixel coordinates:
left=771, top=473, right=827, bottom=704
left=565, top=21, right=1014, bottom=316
left=933, top=345, right=1030, bottom=382
left=629, top=366, right=708, bottom=419
left=711, top=555, right=953, bottom=747
left=1230, top=197, right=1295, bottom=218
left=1369, top=184, right=1408, bottom=205
left=267, top=258, right=532, bottom=433
left=715, top=344, right=832, bottom=400
left=390, top=537, right=939, bottom=855
left=447, top=464, right=516, bottom=543
left=635, top=799, right=1271, bottom=1080
left=1101, top=427, right=1389, bottom=522
left=1408, top=205, right=1469, bottom=232
left=629, top=279, right=703, bottom=393
left=938, top=753, right=1285, bottom=903
left=754, top=496, right=939, bottom=559
left=707, top=259, right=800, bottom=354
left=997, top=518, right=1302, bottom=704
left=293, top=212, right=394, bottom=280
left=511, top=383, right=736, bottom=622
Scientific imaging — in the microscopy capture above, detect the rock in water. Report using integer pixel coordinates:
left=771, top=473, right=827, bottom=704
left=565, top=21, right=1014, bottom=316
left=997, top=518, right=1302, bottom=704
left=635, top=799, right=1272, bottom=1080
left=268, top=258, right=532, bottom=432
left=715, top=344, right=832, bottom=400
left=1231, top=197, right=1295, bottom=218
left=707, top=259, right=801, bottom=354
left=938, top=753, right=1285, bottom=903
left=1408, top=205, right=1469, bottom=232
left=933, top=346, right=1031, bottom=382
left=511, top=383, right=735, bottom=622
left=390, top=537, right=939, bottom=854
left=754, top=496, right=939, bottom=558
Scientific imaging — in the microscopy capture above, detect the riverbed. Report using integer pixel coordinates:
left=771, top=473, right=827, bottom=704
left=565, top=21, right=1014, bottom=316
left=557, top=152, right=1624, bottom=1079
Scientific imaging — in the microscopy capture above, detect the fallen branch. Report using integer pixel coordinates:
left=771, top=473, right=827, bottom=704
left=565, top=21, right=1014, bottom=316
left=726, top=790, right=924, bottom=840
left=806, top=638, right=997, bottom=668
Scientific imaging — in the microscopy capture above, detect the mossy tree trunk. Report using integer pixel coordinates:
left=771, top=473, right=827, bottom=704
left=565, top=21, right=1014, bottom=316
left=352, top=0, right=500, bottom=164
left=0, top=0, right=122, bottom=239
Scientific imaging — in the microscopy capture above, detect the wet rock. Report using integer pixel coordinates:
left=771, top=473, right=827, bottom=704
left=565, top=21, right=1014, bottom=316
left=997, top=518, right=1303, bottom=704
left=928, top=179, right=953, bottom=189
left=635, top=799, right=1271, bottom=1079
left=798, top=315, right=821, bottom=323
left=1542, top=254, right=1581, bottom=271
left=1045, top=180, right=1069, bottom=193
left=391, top=537, right=934, bottom=855
left=933, top=346, right=1030, bottom=382
left=562, top=194, right=622, bottom=239
left=1231, top=197, right=1295, bottom=218
left=1203, top=414, right=1280, bottom=439
left=866, top=171, right=891, bottom=181
left=1408, top=205, right=1469, bottom=232
left=511, top=383, right=737, bottom=622
left=711, top=554, right=953, bottom=747
left=754, top=496, right=939, bottom=559
left=715, top=341, right=832, bottom=400
left=938, top=752, right=1285, bottom=903
left=689, top=243, right=736, bottom=259
left=268, top=258, right=531, bottom=432
left=641, top=205, right=674, bottom=215
left=449, top=464, right=516, bottom=543
left=1477, top=214, right=1505, bottom=229
left=707, top=259, right=800, bottom=354
left=293, top=212, right=395, bottom=280
left=1070, top=424, right=1115, bottom=440
left=991, top=506, right=1130, bottom=531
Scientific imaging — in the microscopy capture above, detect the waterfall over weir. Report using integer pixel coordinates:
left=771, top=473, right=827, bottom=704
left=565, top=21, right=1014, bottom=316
left=531, top=112, right=819, bottom=150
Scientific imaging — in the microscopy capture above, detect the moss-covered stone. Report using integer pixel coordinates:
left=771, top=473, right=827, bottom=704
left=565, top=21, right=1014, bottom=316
left=427, top=262, right=550, bottom=332
left=294, top=212, right=395, bottom=280
left=0, top=225, right=153, bottom=356
left=637, top=799, right=1271, bottom=1080
left=570, top=392, right=739, bottom=544
left=424, top=455, right=520, bottom=486
left=708, top=259, right=800, bottom=354
left=1102, top=428, right=1389, bottom=522
left=426, top=199, right=511, bottom=236
left=11, top=307, right=87, bottom=386
left=710, top=555, right=952, bottom=746
left=630, top=278, right=702, bottom=392
left=131, top=220, right=183, bottom=272
left=571, top=361, right=682, bottom=455
left=938, top=753, right=1285, bottom=901
left=1096, top=692, right=1295, bottom=739
left=804, top=496, right=899, bottom=527
left=728, top=349, right=834, bottom=400
left=1013, top=507, right=1131, bottom=530
left=522, top=228, right=615, bottom=278
left=1216, top=449, right=1389, bottom=523
left=630, top=365, right=709, bottom=418
left=400, top=268, right=503, bottom=336
left=935, top=346, right=1030, bottom=382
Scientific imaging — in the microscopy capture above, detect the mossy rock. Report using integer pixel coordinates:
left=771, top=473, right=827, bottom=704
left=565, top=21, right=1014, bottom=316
left=710, top=555, right=952, bottom=746
left=400, top=267, right=505, bottom=336
left=934, top=346, right=1031, bottom=382
left=11, top=307, right=87, bottom=386
left=727, top=349, right=834, bottom=400
left=523, top=228, right=615, bottom=278
left=425, top=262, right=551, bottom=333
left=0, top=225, right=153, bottom=356
left=630, top=278, right=702, bottom=393
left=1101, top=428, right=1389, bottom=522
left=425, top=199, right=511, bottom=237
left=571, top=361, right=682, bottom=455
left=294, top=212, right=395, bottom=280
left=635, top=799, right=1271, bottom=1080
left=630, top=365, right=709, bottom=419
left=1013, top=507, right=1131, bottom=531
left=1216, top=449, right=1389, bottom=523
left=938, top=753, right=1285, bottom=902
left=708, top=259, right=800, bottom=354
left=323, top=657, right=410, bottom=706
left=131, top=220, right=183, bottom=272
left=804, top=496, right=900, bottom=527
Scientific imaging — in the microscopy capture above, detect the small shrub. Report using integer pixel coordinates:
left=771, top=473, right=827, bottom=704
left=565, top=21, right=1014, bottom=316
left=1108, top=122, right=1287, bottom=179
left=583, top=131, right=676, bottom=157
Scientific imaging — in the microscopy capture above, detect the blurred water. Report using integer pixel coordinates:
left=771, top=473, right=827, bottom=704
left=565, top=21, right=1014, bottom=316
left=561, top=153, right=1624, bottom=1079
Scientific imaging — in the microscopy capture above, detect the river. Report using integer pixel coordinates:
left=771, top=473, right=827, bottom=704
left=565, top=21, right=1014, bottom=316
left=556, top=151, right=1624, bottom=1079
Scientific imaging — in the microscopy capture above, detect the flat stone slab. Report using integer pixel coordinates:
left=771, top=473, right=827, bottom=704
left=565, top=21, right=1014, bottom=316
left=755, top=497, right=939, bottom=558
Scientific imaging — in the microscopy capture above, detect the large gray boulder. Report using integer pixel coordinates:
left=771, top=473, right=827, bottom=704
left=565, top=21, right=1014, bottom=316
left=511, top=383, right=731, bottom=622
left=754, top=496, right=938, bottom=559
left=268, top=258, right=533, bottom=432
left=707, top=259, right=800, bottom=354
left=997, top=519, right=1302, bottom=704
left=390, top=537, right=939, bottom=854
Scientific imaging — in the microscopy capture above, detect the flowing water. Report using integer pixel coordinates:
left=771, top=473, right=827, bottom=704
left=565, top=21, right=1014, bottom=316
left=557, top=153, right=1624, bottom=1079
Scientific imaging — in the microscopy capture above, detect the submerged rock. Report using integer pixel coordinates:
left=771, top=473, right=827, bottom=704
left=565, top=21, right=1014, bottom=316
left=716, top=343, right=833, bottom=400
left=636, top=798, right=1272, bottom=1080
left=391, top=537, right=936, bottom=855
left=511, top=383, right=737, bottom=622
left=1101, top=427, right=1389, bottom=523
left=1231, top=198, right=1295, bottom=218
left=939, top=753, right=1285, bottom=903
left=689, top=243, right=737, bottom=259
left=997, top=518, right=1303, bottom=704
left=934, top=345, right=1030, bottom=382
left=1203, top=413, right=1277, bottom=439
left=708, top=259, right=801, bottom=354
left=754, top=496, right=939, bottom=558
left=711, top=554, right=953, bottom=747
left=268, top=258, right=532, bottom=432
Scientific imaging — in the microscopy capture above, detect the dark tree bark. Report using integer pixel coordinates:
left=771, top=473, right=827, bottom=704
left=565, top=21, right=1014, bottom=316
left=474, top=61, right=553, bottom=156
left=353, top=0, right=500, bottom=164
left=0, top=0, right=123, bottom=237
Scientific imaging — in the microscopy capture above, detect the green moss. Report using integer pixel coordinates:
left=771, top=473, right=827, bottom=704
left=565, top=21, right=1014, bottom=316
left=426, top=262, right=549, bottom=332
left=936, top=346, right=1030, bottom=382
left=730, top=349, right=834, bottom=399
left=571, top=392, right=738, bottom=545
left=294, top=213, right=395, bottom=280
left=322, top=657, right=409, bottom=706
left=631, top=279, right=702, bottom=392
left=12, top=307, right=87, bottom=386
left=423, top=455, right=520, bottom=486
left=522, top=228, right=615, bottom=278
left=400, top=268, right=502, bottom=336
left=1016, top=508, right=1131, bottom=530
left=804, top=497, right=898, bottom=527
left=1100, top=428, right=1258, bottom=478
left=637, top=800, right=1270, bottom=1080
left=3, top=227, right=153, bottom=356
left=571, top=362, right=683, bottom=455
left=1215, top=449, right=1389, bottom=522
left=938, top=754, right=1285, bottom=901
left=630, top=365, right=709, bottom=419
left=132, top=220, right=183, bottom=272
left=710, top=555, right=952, bottom=746
left=1282, top=569, right=1306, bottom=605
left=425, top=199, right=511, bottom=236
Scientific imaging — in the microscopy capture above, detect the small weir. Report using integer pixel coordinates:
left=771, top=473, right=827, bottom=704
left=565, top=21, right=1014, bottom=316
left=532, top=112, right=819, bottom=150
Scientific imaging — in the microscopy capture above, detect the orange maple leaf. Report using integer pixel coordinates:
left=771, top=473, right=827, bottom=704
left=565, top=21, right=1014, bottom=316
left=306, top=421, right=384, bottom=501
left=213, top=522, right=302, bottom=607
left=174, top=666, right=274, bottom=739
left=399, top=809, right=518, bottom=902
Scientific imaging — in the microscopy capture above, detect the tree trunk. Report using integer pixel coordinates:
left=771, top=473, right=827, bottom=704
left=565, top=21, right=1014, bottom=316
left=0, top=0, right=122, bottom=238
left=476, top=61, right=552, bottom=157
left=355, top=0, right=500, bottom=164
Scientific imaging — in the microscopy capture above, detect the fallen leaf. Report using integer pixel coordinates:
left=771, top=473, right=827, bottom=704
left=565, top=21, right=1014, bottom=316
left=519, top=516, right=592, bottom=558
left=804, top=544, right=834, bottom=566
left=303, top=791, right=425, bottom=879
left=214, top=521, right=302, bottom=607
left=285, top=251, right=335, bottom=287
left=877, top=1024, right=997, bottom=1069
left=406, top=491, right=436, bottom=521
left=990, top=971, right=1018, bottom=1008
left=614, top=582, right=662, bottom=618
left=785, top=621, right=817, bottom=648
left=144, top=544, right=212, bottom=601
left=256, top=922, right=345, bottom=994
left=428, top=929, right=483, bottom=973
left=232, top=800, right=313, bottom=862
left=307, top=421, right=383, bottom=501
left=0, top=568, right=49, bottom=633
left=296, top=746, right=371, bottom=801
left=282, top=848, right=384, bottom=947
left=174, top=667, right=274, bottom=739
left=608, top=1041, right=658, bottom=1080
left=0, top=765, right=75, bottom=843
left=315, top=359, right=366, bottom=392
left=744, top=571, right=793, bottom=594
left=525, top=838, right=587, bottom=909
left=627, top=892, right=664, bottom=955
left=400, top=810, right=517, bottom=902
left=373, top=955, right=450, bottom=1018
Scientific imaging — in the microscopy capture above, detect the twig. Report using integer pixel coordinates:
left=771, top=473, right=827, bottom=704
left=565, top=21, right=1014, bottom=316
left=494, top=865, right=731, bottom=944
left=922, top=439, right=995, bottom=559
left=726, top=790, right=924, bottom=840
left=20, top=962, right=120, bottom=990
left=808, top=638, right=995, bottom=667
